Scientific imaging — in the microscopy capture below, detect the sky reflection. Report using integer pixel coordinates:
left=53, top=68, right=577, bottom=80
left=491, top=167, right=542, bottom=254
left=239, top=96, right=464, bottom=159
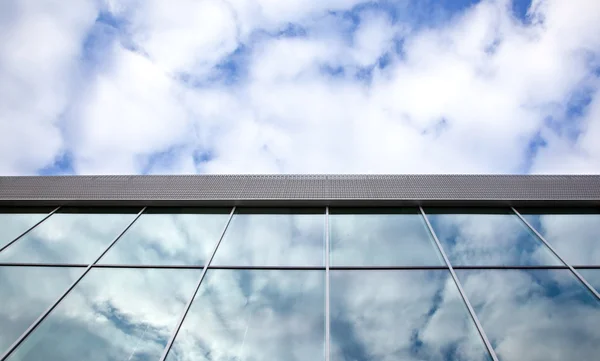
left=520, top=209, right=600, bottom=266
left=212, top=208, right=325, bottom=266
left=0, top=208, right=140, bottom=264
left=457, top=269, right=600, bottom=361
left=6, top=267, right=200, bottom=361
left=330, top=208, right=444, bottom=266
left=99, top=207, right=230, bottom=265
left=330, top=270, right=491, bottom=361
left=166, top=269, right=325, bottom=361
left=426, top=208, right=561, bottom=266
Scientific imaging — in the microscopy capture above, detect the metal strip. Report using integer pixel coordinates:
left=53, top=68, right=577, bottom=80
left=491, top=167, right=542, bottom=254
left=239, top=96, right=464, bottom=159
left=158, top=206, right=236, bottom=361
left=0, top=263, right=88, bottom=268
left=0, top=206, right=147, bottom=361
left=325, top=206, right=330, bottom=361
left=0, top=206, right=61, bottom=254
left=512, top=207, right=600, bottom=301
left=419, top=206, right=499, bottom=361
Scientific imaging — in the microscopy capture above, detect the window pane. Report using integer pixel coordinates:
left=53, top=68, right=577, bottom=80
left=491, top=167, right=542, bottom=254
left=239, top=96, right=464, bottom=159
left=520, top=208, right=600, bottom=266
left=330, top=208, right=444, bottom=266
left=165, top=269, right=325, bottom=361
left=456, top=269, right=600, bottom=361
left=330, top=270, right=491, bottom=361
left=0, top=208, right=52, bottom=250
left=0, top=207, right=140, bottom=264
left=212, top=208, right=325, bottom=266
left=99, top=207, right=231, bottom=265
left=425, top=208, right=561, bottom=266
left=0, top=266, right=82, bottom=355
left=5, top=267, right=200, bottom=361
left=577, top=269, right=600, bottom=294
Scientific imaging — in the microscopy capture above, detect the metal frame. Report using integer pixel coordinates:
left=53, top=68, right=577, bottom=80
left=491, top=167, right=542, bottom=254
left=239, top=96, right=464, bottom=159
left=0, top=206, right=61, bottom=254
left=158, top=206, right=237, bottom=361
left=419, top=206, right=500, bottom=361
left=512, top=207, right=600, bottom=301
left=325, top=206, right=331, bottom=361
left=0, top=206, right=147, bottom=361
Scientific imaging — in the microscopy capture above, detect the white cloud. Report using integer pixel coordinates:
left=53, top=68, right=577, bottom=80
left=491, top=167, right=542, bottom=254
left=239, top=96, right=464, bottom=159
left=0, top=0, right=599, bottom=175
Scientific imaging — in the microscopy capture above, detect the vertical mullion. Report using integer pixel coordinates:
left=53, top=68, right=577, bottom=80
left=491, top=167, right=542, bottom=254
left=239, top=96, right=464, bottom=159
left=0, top=206, right=147, bottom=361
left=419, top=206, right=499, bottom=361
left=512, top=207, right=600, bottom=301
left=0, top=206, right=61, bottom=254
left=325, top=206, right=330, bottom=361
left=158, top=206, right=237, bottom=361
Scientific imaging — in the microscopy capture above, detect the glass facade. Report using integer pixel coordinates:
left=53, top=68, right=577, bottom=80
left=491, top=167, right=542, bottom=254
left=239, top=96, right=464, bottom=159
left=0, top=205, right=599, bottom=361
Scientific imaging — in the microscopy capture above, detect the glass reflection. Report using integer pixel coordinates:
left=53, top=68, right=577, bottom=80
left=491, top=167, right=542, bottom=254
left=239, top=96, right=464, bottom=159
left=457, top=269, right=600, bottom=361
left=577, top=269, right=600, bottom=294
left=0, top=207, right=140, bottom=264
left=330, top=208, right=444, bottom=266
left=520, top=208, right=600, bottom=266
left=0, top=208, right=52, bottom=250
left=212, top=208, right=325, bottom=266
left=330, top=270, right=491, bottom=361
left=6, top=267, right=200, bottom=361
left=0, top=266, right=82, bottom=355
left=166, top=269, right=325, bottom=361
left=425, top=208, right=561, bottom=266
left=99, top=208, right=231, bottom=265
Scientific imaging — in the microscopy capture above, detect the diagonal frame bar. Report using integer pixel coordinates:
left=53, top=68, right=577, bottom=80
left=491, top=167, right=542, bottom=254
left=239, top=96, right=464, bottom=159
left=0, top=206, right=61, bottom=254
left=419, top=206, right=500, bottom=361
left=0, top=206, right=147, bottom=361
left=512, top=207, right=600, bottom=301
left=158, top=206, right=237, bottom=361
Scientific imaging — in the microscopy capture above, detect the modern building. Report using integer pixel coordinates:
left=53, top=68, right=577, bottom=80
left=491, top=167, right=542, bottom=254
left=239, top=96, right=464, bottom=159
left=0, top=174, right=599, bottom=361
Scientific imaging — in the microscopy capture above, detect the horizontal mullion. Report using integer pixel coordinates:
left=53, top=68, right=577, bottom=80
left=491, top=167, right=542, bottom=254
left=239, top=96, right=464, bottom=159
left=0, top=263, right=88, bottom=268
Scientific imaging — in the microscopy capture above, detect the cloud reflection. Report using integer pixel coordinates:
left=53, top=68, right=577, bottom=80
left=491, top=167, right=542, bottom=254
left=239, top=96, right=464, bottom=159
left=0, top=266, right=82, bottom=355
left=100, top=208, right=230, bottom=265
left=426, top=209, right=561, bottom=266
left=0, top=208, right=139, bottom=264
left=0, top=210, right=49, bottom=249
left=330, top=270, right=491, bottom=361
left=166, top=269, right=325, bottom=361
left=212, top=208, right=325, bottom=266
left=5, top=267, right=200, bottom=361
left=457, top=269, right=600, bottom=361
left=521, top=210, right=600, bottom=265
left=330, top=209, right=444, bottom=266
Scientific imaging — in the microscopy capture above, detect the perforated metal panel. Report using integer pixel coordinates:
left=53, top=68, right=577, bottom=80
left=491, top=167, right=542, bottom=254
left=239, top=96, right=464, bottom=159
left=0, top=175, right=598, bottom=206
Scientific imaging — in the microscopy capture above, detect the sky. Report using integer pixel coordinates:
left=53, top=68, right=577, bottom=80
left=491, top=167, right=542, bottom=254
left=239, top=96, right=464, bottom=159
left=1, top=0, right=599, bottom=175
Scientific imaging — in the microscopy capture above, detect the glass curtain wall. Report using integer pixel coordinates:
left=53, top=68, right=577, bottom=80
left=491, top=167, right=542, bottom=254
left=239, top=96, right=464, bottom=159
left=0, top=206, right=599, bottom=361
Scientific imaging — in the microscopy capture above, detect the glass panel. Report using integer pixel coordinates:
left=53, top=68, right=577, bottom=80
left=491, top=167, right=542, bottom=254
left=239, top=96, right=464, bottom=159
left=520, top=208, right=600, bottom=266
left=577, top=269, right=600, bottom=294
left=425, top=208, right=561, bottom=266
left=165, top=269, right=325, bottom=361
left=330, top=208, right=444, bottom=266
left=99, top=207, right=231, bottom=265
left=0, top=208, right=52, bottom=250
left=0, top=207, right=140, bottom=264
left=456, top=269, right=600, bottom=361
left=5, top=267, right=200, bottom=361
left=212, top=208, right=325, bottom=266
left=330, top=270, right=492, bottom=361
left=0, top=266, right=82, bottom=355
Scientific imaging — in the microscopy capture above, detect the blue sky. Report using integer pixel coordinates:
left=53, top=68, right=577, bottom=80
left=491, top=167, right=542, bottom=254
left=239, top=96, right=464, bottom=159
left=1, top=0, right=599, bottom=175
